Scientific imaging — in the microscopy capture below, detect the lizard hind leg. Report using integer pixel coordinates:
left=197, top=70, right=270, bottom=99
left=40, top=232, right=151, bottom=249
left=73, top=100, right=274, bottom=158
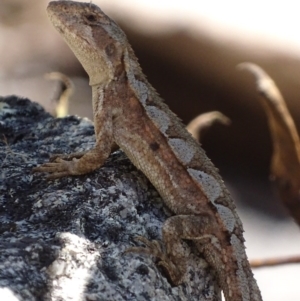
left=127, top=213, right=218, bottom=286
left=159, top=214, right=218, bottom=285
left=126, top=235, right=186, bottom=285
left=126, top=215, right=216, bottom=286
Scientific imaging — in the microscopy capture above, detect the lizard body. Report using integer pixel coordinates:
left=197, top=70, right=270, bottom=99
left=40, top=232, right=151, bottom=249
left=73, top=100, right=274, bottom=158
left=34, top=1, right=263, bottom=300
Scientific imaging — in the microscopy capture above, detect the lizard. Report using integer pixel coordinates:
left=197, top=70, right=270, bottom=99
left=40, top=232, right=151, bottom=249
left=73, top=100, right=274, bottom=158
left=33, top=1, right=263, bottom=300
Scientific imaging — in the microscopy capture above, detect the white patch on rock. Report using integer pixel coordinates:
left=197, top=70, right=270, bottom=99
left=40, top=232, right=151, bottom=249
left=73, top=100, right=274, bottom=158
left=0, top=102, right=16, bottom=115
left=169, top=138, right=195, bottom=164
left=146, top=106, right=170, bottom=133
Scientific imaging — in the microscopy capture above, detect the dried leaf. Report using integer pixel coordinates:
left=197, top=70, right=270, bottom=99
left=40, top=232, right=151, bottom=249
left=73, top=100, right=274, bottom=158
left=45, top=71, right=74, bottom=117
left=186, top=111, right=230, bottom=142
left=238, top=62, right=300, bottom=226
left=250, top=254, right=300, bottom=269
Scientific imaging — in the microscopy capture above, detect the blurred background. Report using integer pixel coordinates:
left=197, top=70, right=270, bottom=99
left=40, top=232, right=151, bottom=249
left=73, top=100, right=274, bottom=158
left=1, top=0, right=299, bottom=299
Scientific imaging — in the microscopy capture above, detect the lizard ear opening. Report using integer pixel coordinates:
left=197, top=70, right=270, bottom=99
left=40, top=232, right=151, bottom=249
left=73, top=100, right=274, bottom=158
left=84, top=13, right=98, bottom=24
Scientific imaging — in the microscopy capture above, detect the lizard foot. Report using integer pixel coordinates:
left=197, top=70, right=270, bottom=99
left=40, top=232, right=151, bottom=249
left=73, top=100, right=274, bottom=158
left=32, top=157, right=78, bottom=179
left=33, top=151, right=89, bottom=178
left=49, top=151, right=87, bottom=162
left=126, top=236, right=165, bottom=259
left=126, top=236, right=183, bottom=285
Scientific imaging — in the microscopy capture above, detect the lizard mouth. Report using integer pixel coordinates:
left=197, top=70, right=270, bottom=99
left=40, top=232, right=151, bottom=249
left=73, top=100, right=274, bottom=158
left=56, top=26, right=65, bottom=35
left=81, top=37, right=91, bottom=45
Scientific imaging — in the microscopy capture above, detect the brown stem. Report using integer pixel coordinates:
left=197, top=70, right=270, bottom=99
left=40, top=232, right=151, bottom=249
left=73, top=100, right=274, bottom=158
left=45, top=71, right=74, bottom=117
left=186, top=111, right=231, bottom=142
left=238, top=62, right=300, bottom=227
left=251, top=255, right=300, bottom=268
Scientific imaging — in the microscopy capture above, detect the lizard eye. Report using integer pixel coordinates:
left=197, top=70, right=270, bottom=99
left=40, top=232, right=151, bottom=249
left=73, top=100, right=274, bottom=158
left=84, top=13, right=97, bottom=23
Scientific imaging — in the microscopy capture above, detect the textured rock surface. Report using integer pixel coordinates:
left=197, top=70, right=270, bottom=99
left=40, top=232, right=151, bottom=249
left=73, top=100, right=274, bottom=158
left=0, top=96, right=220, bottom=301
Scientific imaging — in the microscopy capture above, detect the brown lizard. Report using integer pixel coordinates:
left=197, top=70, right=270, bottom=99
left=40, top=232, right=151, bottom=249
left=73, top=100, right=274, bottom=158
left=33, top=1, right=263, bottom=300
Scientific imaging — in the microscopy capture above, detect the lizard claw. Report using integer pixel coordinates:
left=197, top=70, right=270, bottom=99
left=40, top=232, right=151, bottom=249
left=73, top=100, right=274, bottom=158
left=126, top=236, right=165, bottom=259
left=32, top=158, right=77, bottom=179
left=32, top=151, right=89, bottom=178
left=125, top=236, right=183, bottom=285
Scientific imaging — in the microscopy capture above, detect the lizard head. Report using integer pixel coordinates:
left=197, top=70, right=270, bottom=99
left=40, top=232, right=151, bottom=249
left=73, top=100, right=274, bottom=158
left=47, top=1, right=128, bottom=86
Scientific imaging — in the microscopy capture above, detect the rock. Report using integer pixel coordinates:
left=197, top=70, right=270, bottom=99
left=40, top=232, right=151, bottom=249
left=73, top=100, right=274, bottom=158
left=0, top=96, right=219, bottom=301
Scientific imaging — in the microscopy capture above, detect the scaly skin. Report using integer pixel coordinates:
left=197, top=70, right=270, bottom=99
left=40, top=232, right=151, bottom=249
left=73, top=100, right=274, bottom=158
left=33, top=2, right=263, bottom=300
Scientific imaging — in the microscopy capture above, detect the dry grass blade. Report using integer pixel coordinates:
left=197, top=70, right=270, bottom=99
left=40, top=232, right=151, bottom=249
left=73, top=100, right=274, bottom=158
left=238, top=62, right=300, bottom=226
left=250, top=255, right=300, bottom=268
left=45, top=71, right=74, bottom=117
left=186, top=111, right=231, bottom=142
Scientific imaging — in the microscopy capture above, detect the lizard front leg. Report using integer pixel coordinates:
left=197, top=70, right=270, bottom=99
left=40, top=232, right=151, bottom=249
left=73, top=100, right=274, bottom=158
left=41, top=143, right=120, bottom=164
left=48, top=151, right=89, bottom=162
left=33, top=93, right=115, bottom=179
left=32, top=144, right=111, bottom=178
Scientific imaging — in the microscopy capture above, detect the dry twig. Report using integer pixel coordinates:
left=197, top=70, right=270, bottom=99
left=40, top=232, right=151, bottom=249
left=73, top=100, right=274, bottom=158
left=250, top=255, right=300, bottom=268
left=45, top=71, right=74, bottom=117
left=238, top=62, right=300, bottom=226
left=186, top=111, right=231, bottom=142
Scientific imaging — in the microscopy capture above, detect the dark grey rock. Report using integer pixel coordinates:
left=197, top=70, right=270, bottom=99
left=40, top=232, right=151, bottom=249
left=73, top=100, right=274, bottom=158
left=0, top=96, right=220, bottom=301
